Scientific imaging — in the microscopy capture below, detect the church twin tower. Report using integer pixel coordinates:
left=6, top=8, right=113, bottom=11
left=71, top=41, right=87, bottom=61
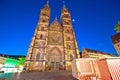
left=24, top=2, right=80, bottom=72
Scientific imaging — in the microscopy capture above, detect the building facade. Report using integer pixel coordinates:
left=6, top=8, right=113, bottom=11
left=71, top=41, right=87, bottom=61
left=111, top=33, right=120, bottom=56
left=24, top=2, right=80, bottom=72
left=82, top=48, right=114, bottom=59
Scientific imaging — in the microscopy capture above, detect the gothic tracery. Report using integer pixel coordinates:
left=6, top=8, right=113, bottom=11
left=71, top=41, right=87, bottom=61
left=24, top=2, right=80, bottom=72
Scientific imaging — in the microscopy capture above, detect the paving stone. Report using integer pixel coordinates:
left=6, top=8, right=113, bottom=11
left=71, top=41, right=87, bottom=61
left=0, top=71, right=77, bottom=80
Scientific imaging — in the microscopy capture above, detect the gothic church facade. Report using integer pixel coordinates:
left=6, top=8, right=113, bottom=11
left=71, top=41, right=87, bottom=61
left=24, top=2, right=80, bottom=72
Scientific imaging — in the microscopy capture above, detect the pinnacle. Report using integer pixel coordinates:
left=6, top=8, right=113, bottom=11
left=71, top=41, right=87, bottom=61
left=63, top=0, right=66, bottom=8
left=53, top=17, right=59, bottom=24
left=62, top=0, right=68, bottom=11
left=50, top=17, right=60, bottom=26
left=44, top=0, right=49, bottom=7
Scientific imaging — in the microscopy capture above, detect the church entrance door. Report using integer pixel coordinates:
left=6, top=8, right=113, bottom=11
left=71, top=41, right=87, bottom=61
left=49, top=47, right=62, bottom=71
left=50, top=55, right=60, bottom=71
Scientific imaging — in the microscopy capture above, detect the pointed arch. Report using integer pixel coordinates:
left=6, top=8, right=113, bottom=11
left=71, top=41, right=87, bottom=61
left=40, top=34, right=43, bottom=39
left=36, top=52, right=40, bottom=61
left=70, top=54, right=73, bottom=61
left=48, top=47, right=62, bottom=62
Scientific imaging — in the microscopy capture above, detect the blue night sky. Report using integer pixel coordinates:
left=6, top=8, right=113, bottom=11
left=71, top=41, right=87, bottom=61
left=0, top=0, right=120, bottom=56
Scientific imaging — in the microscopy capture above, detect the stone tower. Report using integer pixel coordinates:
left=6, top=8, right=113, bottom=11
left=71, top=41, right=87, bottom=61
left=24, top=2, right=80, bottom=72
left=61, top=5, right=80, bottom=70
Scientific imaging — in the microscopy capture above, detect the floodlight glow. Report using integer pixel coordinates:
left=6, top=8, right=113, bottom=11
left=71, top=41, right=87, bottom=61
left=3, top=58, right=19, bottom=68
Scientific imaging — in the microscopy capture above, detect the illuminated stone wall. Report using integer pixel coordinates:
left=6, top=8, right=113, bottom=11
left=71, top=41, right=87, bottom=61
left=24, top=2, right=80, bottom=72
left=82, top=48, right=114, bottom=59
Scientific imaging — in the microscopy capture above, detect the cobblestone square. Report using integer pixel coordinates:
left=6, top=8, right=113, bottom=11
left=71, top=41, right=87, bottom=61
left=0, top=71, right=77, bottom=80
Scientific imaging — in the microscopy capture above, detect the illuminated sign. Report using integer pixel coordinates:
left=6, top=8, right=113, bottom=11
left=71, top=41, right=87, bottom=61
left=1, top=68, right=17, bottom=73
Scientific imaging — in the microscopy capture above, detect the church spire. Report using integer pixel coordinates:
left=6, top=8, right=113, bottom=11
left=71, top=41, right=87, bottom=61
left=44, top=0, right=49, bottom=7
left=62, top=0, right=68, bottom=12
left=63, top=0, right=66, bottom=8
left=62, top=0, right=68, bottom=10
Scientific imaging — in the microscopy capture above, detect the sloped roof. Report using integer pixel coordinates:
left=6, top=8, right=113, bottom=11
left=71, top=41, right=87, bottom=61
left=49, top=18, right=62, bottom=31
left=83, top=48, right=115, bottom=57
left=50, top=18, right=60, bottom=26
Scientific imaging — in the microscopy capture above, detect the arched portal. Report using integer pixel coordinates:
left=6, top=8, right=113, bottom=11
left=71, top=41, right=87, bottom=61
left=48, top=47, right=62, bottom=71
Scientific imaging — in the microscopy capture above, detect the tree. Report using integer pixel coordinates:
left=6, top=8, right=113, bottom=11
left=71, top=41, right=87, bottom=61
left=18, top=57, right=25, bottom=66
left=114, top=21, right=120, bottom=33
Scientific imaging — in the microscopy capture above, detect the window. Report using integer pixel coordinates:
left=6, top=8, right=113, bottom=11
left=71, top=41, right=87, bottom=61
left=67, top=44, right=71, bottom=49
left=40, top=34, right=43, bottom=39
left=70, top=54, right=73, bottom=61
left=36, top=53, right=40, bottom=61
left=66, top=29, right=73, bottom=33
left=43, top=19, right=46, bottom=22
